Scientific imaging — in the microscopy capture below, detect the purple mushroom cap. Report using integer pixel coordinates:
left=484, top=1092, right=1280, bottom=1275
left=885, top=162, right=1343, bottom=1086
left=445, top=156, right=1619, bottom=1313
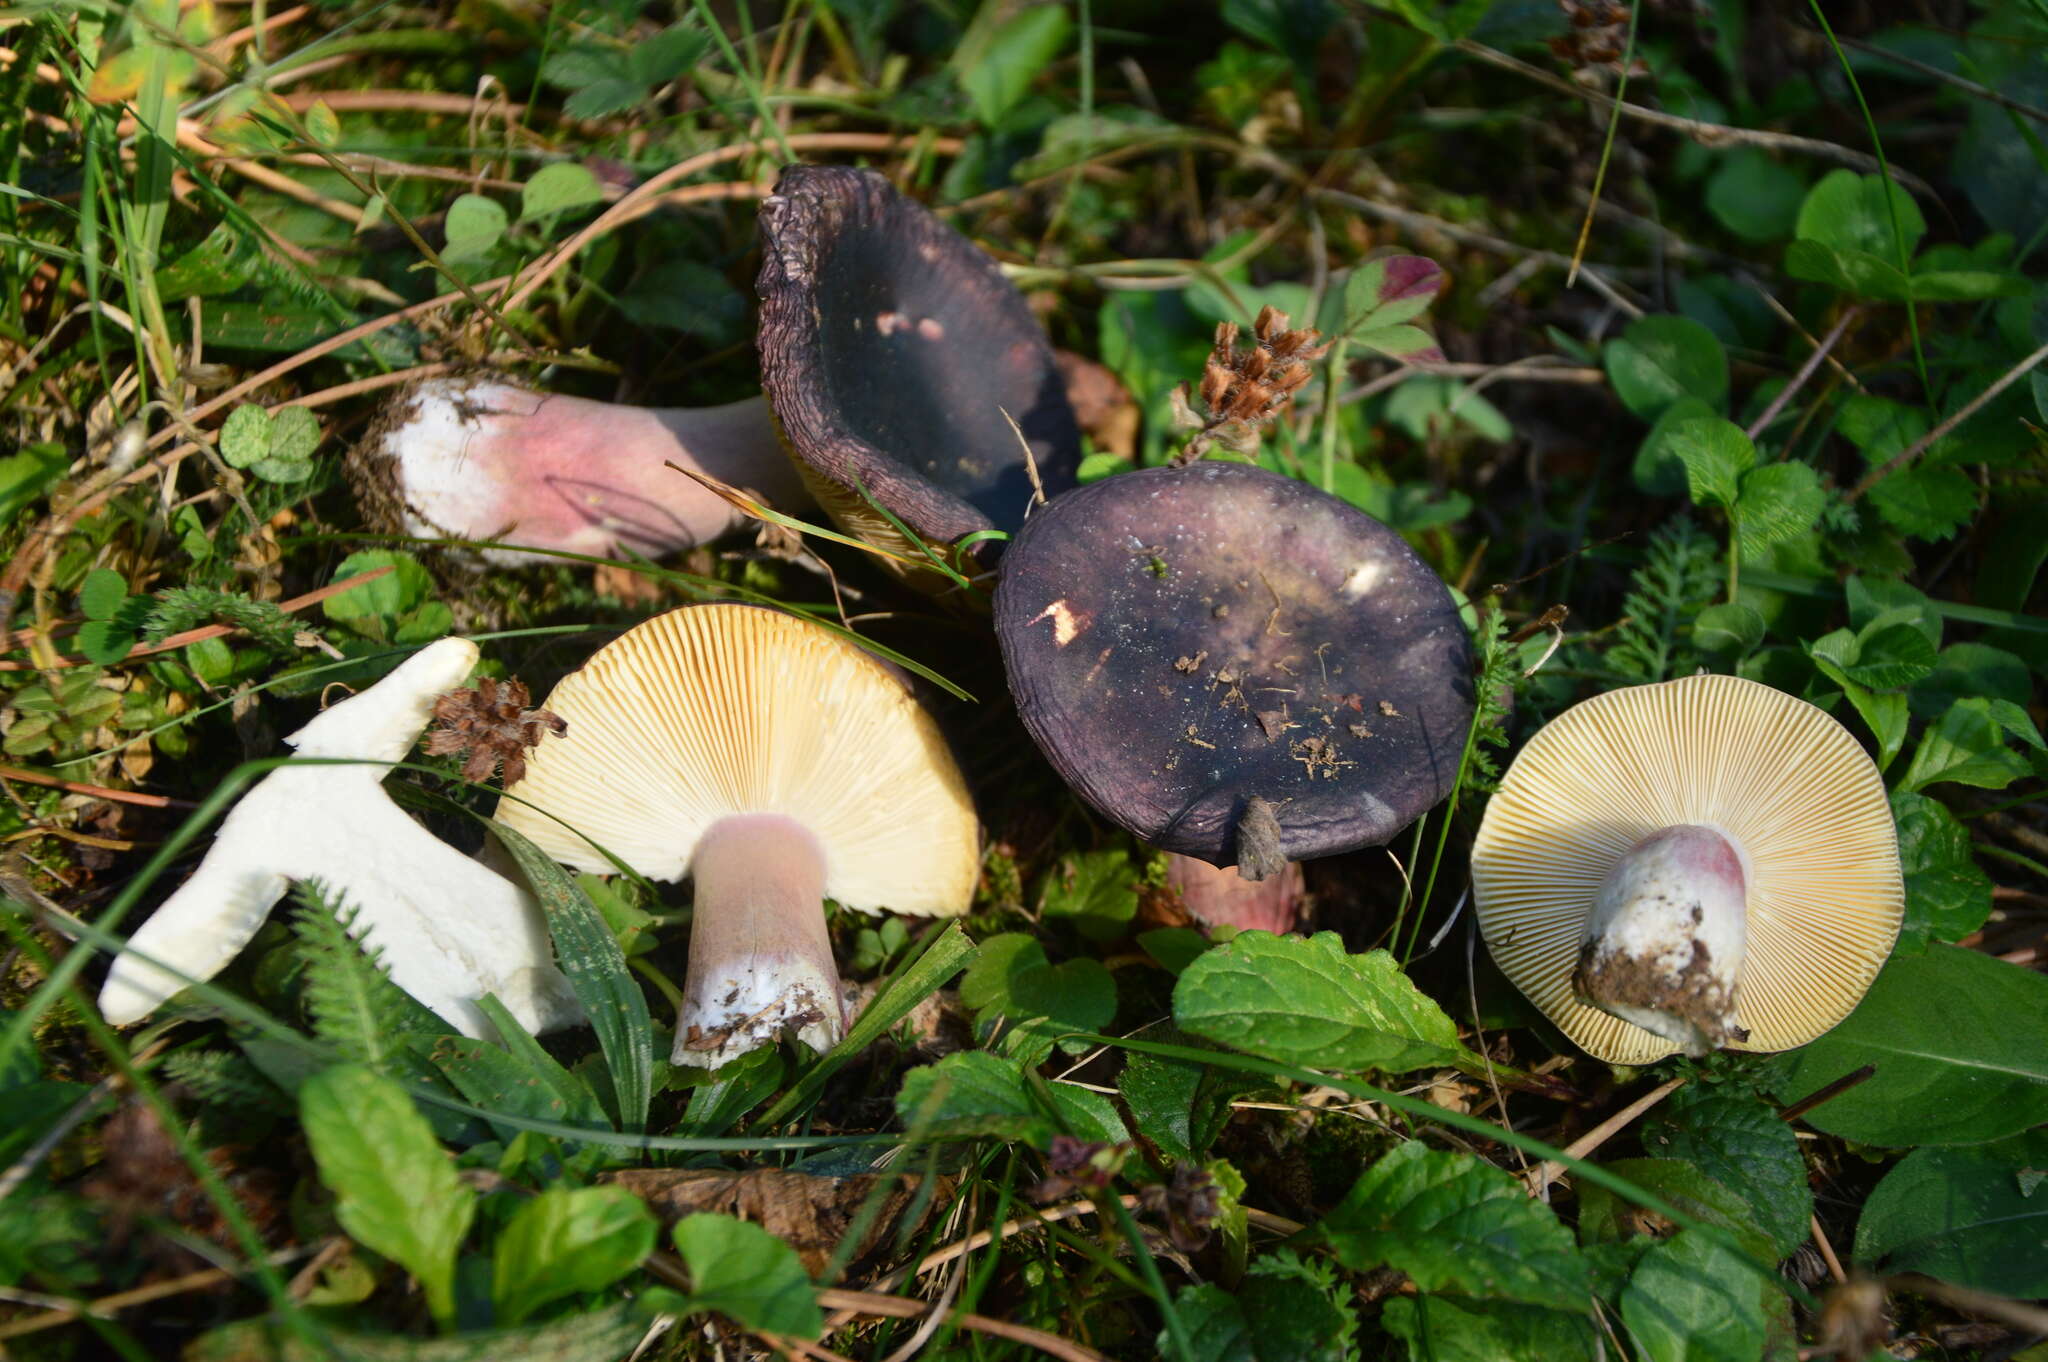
left=994, top=461, right=1475, bottom=868
left=756, top=165, right=1080, bottom=550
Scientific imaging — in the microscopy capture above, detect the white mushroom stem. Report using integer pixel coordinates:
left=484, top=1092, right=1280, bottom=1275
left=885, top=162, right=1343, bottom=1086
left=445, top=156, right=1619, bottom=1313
left=1573, top=824, right=1750, bottom=1057
left=99, top=639, right=581, bottom=1040
left=675, top=813, right=843, bottom=1068
left=361, top=378, right=808, bottom=567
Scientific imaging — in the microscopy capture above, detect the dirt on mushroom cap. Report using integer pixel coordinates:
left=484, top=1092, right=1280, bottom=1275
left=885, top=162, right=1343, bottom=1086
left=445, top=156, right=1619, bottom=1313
left=994, top=461, right=1475, bottom=867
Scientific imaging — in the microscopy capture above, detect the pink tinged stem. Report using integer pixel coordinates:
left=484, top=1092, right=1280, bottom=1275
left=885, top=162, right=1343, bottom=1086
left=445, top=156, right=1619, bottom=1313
left=675, top=813, right=843, bottom=1067
left=1574, top=824, right=1750, bottom=1056
left=383, top=379, right=808, bottom=565
left=1167, top=853, right=1307, bottom=934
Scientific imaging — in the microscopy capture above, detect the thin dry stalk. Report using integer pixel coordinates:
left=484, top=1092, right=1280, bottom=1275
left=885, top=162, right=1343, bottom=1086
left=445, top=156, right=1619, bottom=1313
left=1525, top=1076, right=1686, bottom=1192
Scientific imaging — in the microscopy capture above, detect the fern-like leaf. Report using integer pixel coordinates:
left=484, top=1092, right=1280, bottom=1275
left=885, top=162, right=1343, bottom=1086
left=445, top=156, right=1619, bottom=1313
left=1600, top=518, right=1721, bottom=685
left=160, top=1048, right=290, bottom=1116
left=144, top=586, right=299, bottom=653
left=1461, top=606, right=1521, bottom=797
left=290, top=881, right=444, bottom=1066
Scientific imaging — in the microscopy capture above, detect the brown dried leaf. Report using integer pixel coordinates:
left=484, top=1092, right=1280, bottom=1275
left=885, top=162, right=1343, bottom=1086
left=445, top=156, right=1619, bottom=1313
left=603, top=1168, right=955, bottom=1276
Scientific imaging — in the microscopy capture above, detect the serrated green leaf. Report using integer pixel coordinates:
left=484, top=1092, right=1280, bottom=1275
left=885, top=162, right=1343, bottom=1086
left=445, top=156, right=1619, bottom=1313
left=1315, top=1143, right=1588, bottom=1308
left=959, top=933, right=1116, bottom=1051
left=1039, top=848, right=1139, bottom=940
left=1577, top=1158, right=1775, bottom=1266
left=1172, top=1252, right=1356, bottom=1361
left=1117, top=1027, right=1257, bottom=1163
left=1620, top=1229, right=1768, bottom=1362
left=1666, top=417, right=1753, bottom=512
left=1901, top=697, right=2030, bottom=792
left=492, top=1186, right=656, bottom=1324
left=562, top=78, right=645, bottom=119
left=1868, top=465, right=1978, bottom=541
left=1641, top=1087, right=1812, bottom=1259
left=1382, top=1295, right=1600, bottom=1362
left=300, top=1064, right=475, bottom=1327
left=894, top=1050, right=1123, bottom=1147
left=1633, top=396, right=1720, bottom=496
left=627, top=23, right=711, bottom=86
left=1766, top=945, right=2048, bottom=1146
left=1604, top=315, right=1729, bottom=419
left=1173, top=932, right=1479, bottom=1076
left=539, top=46, right=625, bottom=91
left=1891, top=791, right=1994, bottom=951
left=671, top=1213, right=821, bottom=1338
left=1854, top=1130, right=2048, bottom=1297
left=1733, top=460, right=1825, bottom=557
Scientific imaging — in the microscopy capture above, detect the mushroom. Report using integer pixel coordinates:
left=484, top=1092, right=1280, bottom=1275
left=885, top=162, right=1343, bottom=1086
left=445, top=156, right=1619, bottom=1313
left=756, top=165, right=1081, bottom=573
left=1166, top=854, right=1308, bottom=934
left=100, top=638, right=581, bottom=1038
left=1470, top=672, right=1903, bottom=1063
left=349, top=376, right=808, bottom=567
left=493, top=603, right=980, bottom=1067
left=993, top=460, right=1474, bottom=877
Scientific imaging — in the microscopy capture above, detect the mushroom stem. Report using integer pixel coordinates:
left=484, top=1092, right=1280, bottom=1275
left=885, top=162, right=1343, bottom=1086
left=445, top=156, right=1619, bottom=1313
left=676, top=813, right=842, bottom=1067
left=1573, top=824, right=1750, bottom=1057
left=353, top=378, right=808, bottom=566
left=1167, top=854, right=1307, bottom=935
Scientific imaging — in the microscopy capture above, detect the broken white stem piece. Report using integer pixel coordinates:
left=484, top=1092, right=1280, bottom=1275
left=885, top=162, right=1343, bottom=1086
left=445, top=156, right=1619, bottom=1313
left=99, top=638, right=581, bottom=1039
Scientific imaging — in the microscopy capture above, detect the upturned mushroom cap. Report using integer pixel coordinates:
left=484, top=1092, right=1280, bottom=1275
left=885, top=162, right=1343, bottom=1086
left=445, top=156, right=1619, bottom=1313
left=1471, top=672, right=1904, bottom=1064
left=494, top=604, right=980, bottom=912
left=756, top=165, right=1080, bottom=560
left=993, top=461, right=1475, bottom=867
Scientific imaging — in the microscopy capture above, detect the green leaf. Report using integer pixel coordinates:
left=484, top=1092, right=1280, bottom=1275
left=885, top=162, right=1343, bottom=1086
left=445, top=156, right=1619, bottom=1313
left=1381, top=1295, right=1600, bottom=1362
left=472, top=995, right=609, bottom=1130
left=1039, top=848, right=1139, bottom=940
left=1693, top=603, right=1763, bottom=657
left=520, top=163, right=605, bottom=221
left=1901, top=697, right=2031, bottom=792
left=1577, top=1159, right=1775, bottom=1265
left=0, top=441, right=67, bottom=526
left=1891, top=792, right=1994, bottom=951
left=1795, top=169, right=1926, bottom=259
left=299, top=1064, right=475, bottom=1327
left=1783, top=240, right=1914, bottom=301
left=959, top=933, right=1116, bottom=1051
left=1868, top=465, right=1978, bottom=541
left=492, top=1186, right=657, bottom=1324
left=563, top=78, right=646, bottom=120
left=1666, top=417, right=1754, bottom=512
left=1172, top=1251, right=1355, bottom=1361
left=1117, top=1027, right=1257, bottom=1164
left=1604, top=315, right=1729, bottom=420
left=77, top=568, right=128, bottom=621
left=627, top=23, right=711, bottom=85
left=322, top=550, right=434, bottom=643
left=1343, top=255, right=1444, bottom=340
left=1853, top=1130, right=2048, bottom=1297
left=1314, top=1143, right=1589, bottom=1308
left=219, top=403, right=272, bottom=470
left=1766, top=945, right=2048, bottom=1146
left=670, top=1213, right=821, bottom=1339
left=1620, top=1230, right=1769, bottom=1362
left=1633, top=396, right=1720, bottom=496
left=539, top=45, right=625, bottom=92
left=1732, top=461, right=1825, bottom=557
left=442, top=193, right=508, bottom=262
left=1173, top=932, right=1479, bottom=1076
left=955, top=4, right=1070, bottom=126
left=1704, top=149, right=1804, bottom=243
left=490, top=821, right=653, bottom=1133
left=1353, top=322, right=1447, bottom=365
left=1912, top=643, right=2031, bottom=719
left=894, top=1050, right=1123, bottom=1147
left=1641, top=1087, right=1812, bottom=1259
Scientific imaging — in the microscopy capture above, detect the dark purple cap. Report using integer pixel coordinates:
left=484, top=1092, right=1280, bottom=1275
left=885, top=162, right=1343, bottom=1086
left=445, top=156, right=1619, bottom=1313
left=756, top=165, right=1080, bottom=551
left=994, top=461, right=1474, bottom=868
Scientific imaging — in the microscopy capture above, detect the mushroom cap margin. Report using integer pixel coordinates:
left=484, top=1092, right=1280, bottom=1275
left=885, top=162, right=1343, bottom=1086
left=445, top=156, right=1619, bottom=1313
left=1470, top=672, right=1903, bottom=1063
left=496, top=603, right=980, bottom=916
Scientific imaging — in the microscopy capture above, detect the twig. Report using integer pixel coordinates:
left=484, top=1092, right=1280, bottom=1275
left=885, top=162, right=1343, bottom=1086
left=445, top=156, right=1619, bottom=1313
left=0, top=1244, right=320, bottom=1341
left=1455, top=39, right=1938, bottom=200
left=1890, top=1274, right=2048, bottom=1335
left=0, top=566, right=393, bottom=673
left=1810, top=1214, right=1849, bottom=1286
left=1777, top=1064, right=1877, bottom=1122
left=1836, top=33, right=2048, bottom=127
left=1846, top=335, right=2048, bottom=500
left=1747, top=308, right=1860, bottom=442
left=1525, top=1076, right=1686, bottom=1192
left=0, top=767, right=191, bottom=809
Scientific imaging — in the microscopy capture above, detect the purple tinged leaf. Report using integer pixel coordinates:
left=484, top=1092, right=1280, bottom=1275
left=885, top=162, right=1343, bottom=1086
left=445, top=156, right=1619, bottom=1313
left=1344, top=254, right=1446, bottom=339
